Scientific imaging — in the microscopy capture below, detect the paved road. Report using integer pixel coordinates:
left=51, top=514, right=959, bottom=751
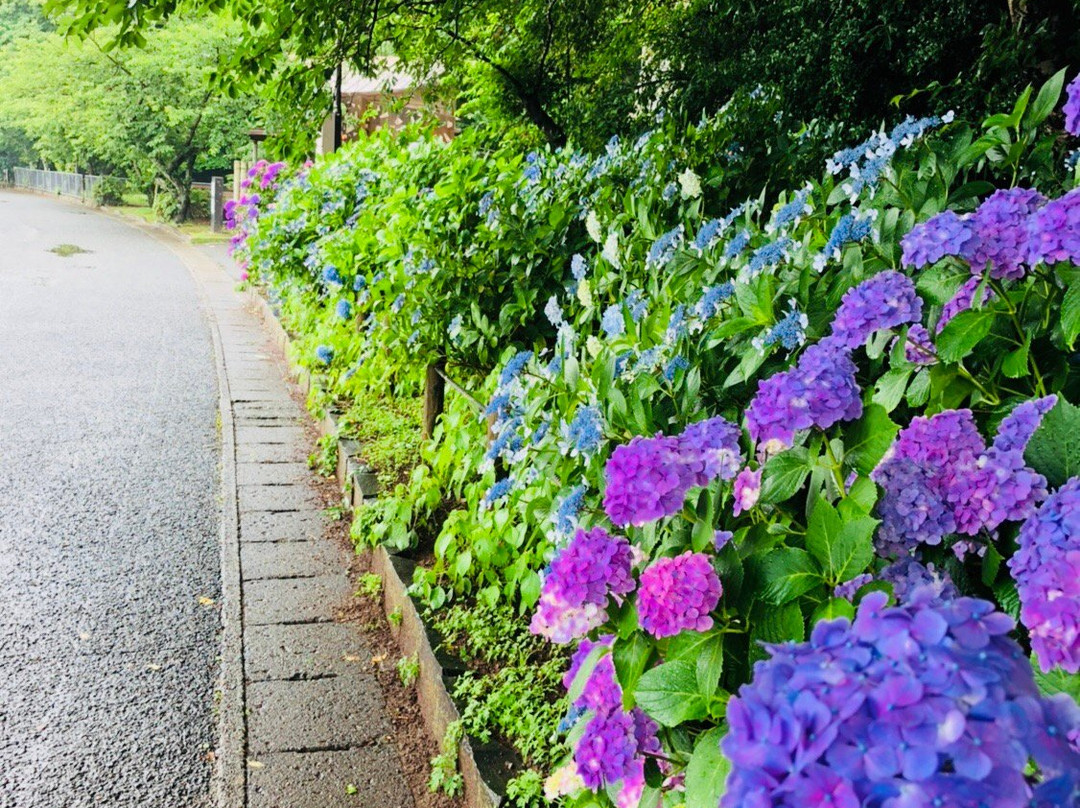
left=0, top=192, right=220, bottom=807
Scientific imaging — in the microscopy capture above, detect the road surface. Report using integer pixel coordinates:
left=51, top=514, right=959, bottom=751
left=0, top=191, right=220, bottom=807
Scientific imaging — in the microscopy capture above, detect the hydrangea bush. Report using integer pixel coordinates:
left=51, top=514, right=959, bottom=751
left=230, top=70, right=1080, bottom=807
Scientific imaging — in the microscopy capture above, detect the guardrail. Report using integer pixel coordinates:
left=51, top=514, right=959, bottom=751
left=12, top=167, right=120, bottom=200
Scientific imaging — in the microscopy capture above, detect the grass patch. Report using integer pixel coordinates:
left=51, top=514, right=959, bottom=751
left=49, top=243, right=89, bottom=256
left=338, top=392, right=423, bottom=490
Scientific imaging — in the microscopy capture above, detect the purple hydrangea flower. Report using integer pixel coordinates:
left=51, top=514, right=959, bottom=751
left=603, top=415, right=742, bottom=527
left=1028, top=189, right=1080, bottom=267
left=714, top=530, right=733, bottom=551
left=677, top=415, right=744, bottom=484
left=880, top=556, right=957, bottom=603
left=732, top=467, right=761, bottom=516
left=637, top=552, right=721, bottom=638
left=1065, top=74, right=1080, bottom=136
left=833, top=573, right=872, bottom=601
left=900, top=323, right=937, bottom=365
left=967, top=188, right=1045, bottom=280
left=603, top=434, right=691, bottom=527
left=873, top=404, right=1052, bottom=554
left=1008, top=477, right=1080, bottom=673
left=563, top=638, right=662, bottom=804
left=900, top=210, right=976, bottom=269
left=937, top=276, right=996, bottom=333
left=746, top=342, right=863, bottom=453
left=722, top=590, right=1080, bottom=808
left=530, top=527, right=635, bottom=644
left=827, top=271, right=922, bottom=350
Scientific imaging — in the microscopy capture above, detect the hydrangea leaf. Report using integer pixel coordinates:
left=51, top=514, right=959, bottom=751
left=1001, top=334, right=1031, bottom=378
left=684, top=728, right=730, bottom=808
left=915, top=263, right=967, bottom=305
left=806, top=497, right=877, bottom=584
left=754, top=547, right=822, bottom=605
left=843, top=403, right=900, bottom=476
left=1032, top=663, right=1080, bottom=701
left=1024, top=67, right=1066, bottom=128
left=936, top=308, right=995, bottom=363
left=759, top=447, right=812, bottom=505
left=811, top=597, right=855, bottom=623
left=1061, top=281, right=1080, bottom=350
left=1024, top=397, right=1080, bottom=489
left=871, top=368, right=911, bottom=413
left=613, top=632, right=652, bottom=697
left=633, top=660, right=709, bottom=727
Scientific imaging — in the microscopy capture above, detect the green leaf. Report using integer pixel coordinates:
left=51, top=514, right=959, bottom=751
left=916, top=263, right=966, bottom=304
left=1025, top=68, right=1067, bottom=128
left=906, top=368, right=931, bottom=406
left=759, top=447, right=811, bottom=505
left=613, top=632, right=652, bottom=696
left=936, top=308, right=995, bottom=363
left=691, top=490, right=717, bottom=552
left=1032, top=662, right=1080, bottom=700
left=755, top=548, right=822, bottom=605
left=1025, top=397, right=1080, bottom=489
left=633, top=660, right=709, bottom=727
left=684, top=728, right=731, bottom=808
left=806, top=496, right=877, bottom=584
left=872, top=368, right=911, bottom=413
left=1002, top=335, right=1030, bottom=378
left=811, top=597, right=855, bottom=623
left=844, top=404, right=900, bottom=475
left=1062, top=282, right=1080, bottom=350
left=752, top=601, right=805, bottom=644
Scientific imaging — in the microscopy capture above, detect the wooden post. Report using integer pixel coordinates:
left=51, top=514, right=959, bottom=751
left=423, top=359, right=446, bottom=439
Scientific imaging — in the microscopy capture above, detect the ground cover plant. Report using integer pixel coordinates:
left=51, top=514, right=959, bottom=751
left=228, top=72, right=1080, bottom=807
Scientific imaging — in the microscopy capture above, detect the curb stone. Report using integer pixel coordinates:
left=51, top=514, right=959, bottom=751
left=245, top=288, right=515, bottom=808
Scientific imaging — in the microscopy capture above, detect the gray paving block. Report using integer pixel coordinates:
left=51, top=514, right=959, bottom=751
left=235, top=425, right=309, bottom=445
left=239, top=483, right=322, bottom=513
left=244, top=574, right=352, bottom=625
left=246, top=677, right=390, bottom=755
left=241, top=540, right=344, bottom=581
left=245, top=622, right=373, bottom=682
left=246, top=746, right=412, bottom=808
left=237, top=442, right=307, bottom=463
left=237, top=462, right=312, bottom=487
left=241, top=510, right=326, bottom=543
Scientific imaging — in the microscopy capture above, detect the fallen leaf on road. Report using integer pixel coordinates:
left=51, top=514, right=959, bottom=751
left=147, top=663, right=162, bottom=671
left=370, top=653, right=386, bottom=666
left=78, top=632, right=90, bottom=641
left=247, top=760, right=264, bottom=769
left=342, top=654, right=362, bottom=663
left=197, top=596, right=216, bottom=606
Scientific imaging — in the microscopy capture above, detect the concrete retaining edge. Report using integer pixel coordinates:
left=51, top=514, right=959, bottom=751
left=244, top=287, right=509, bottom=808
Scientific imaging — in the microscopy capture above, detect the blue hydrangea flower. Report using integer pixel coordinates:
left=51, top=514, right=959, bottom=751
left=768, top=185, right=812, bottom=232
left=391, top=294, right=405, bottom=313
left=724, top=229, right=751, bottom=259
left=482, top=477, right=514, bottom=508
left=498, top=350, right=533, bottom=388
left=663, top=355, right=689, bottom=381
left=646, top=226, right=684, bottom=268
left=353, top=274, right=367, bottom=291
left=601, top=305, right=625, bottom=339
left=322, top=266, right=343, bottom=286
left=335, top=299, right=352, bottom=320
left=570, top=254, right=588, bottom=283
left=695, top=283, right=735, bottom=320
left=693, top=219, right=721, bottom=253
left=626, top=290, right=648, bottom=323
left=746, top=237, right=791, bottom=277
left=315, top=345, right=334, bottom=365
left=545, top=296, right=564, bottom=327
left=662, top=182, right=677, bottom=202
left=754, top=303, right=808, bottom=351
left=554, top=484, right=587, bottom=537
left=563, top=406, right=604, bottom=457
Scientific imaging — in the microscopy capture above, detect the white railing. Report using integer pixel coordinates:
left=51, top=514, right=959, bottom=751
left=12, top=167, right=117, bottom=200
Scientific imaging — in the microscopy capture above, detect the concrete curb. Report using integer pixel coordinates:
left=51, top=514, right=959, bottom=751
left=244, top=288, right=511, bottom=808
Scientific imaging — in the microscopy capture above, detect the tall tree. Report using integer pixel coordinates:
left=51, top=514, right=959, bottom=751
left=0, top=15, right=256, bottom=219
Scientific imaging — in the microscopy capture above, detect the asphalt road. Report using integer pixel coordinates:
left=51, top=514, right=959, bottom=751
left=0, top=192, right=221, bottom=807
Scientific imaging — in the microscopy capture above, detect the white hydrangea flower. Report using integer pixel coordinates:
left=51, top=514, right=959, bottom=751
left=678, top=168, right=702, bottom=199
left=585, top=209, right=602, bottom=243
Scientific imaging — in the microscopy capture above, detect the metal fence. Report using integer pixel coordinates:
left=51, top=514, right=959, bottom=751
left=12, top=168, right=116, bottom=200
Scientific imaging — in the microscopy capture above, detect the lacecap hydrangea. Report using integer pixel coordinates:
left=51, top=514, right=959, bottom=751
left=722, top=589, right=1080, bottom=808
